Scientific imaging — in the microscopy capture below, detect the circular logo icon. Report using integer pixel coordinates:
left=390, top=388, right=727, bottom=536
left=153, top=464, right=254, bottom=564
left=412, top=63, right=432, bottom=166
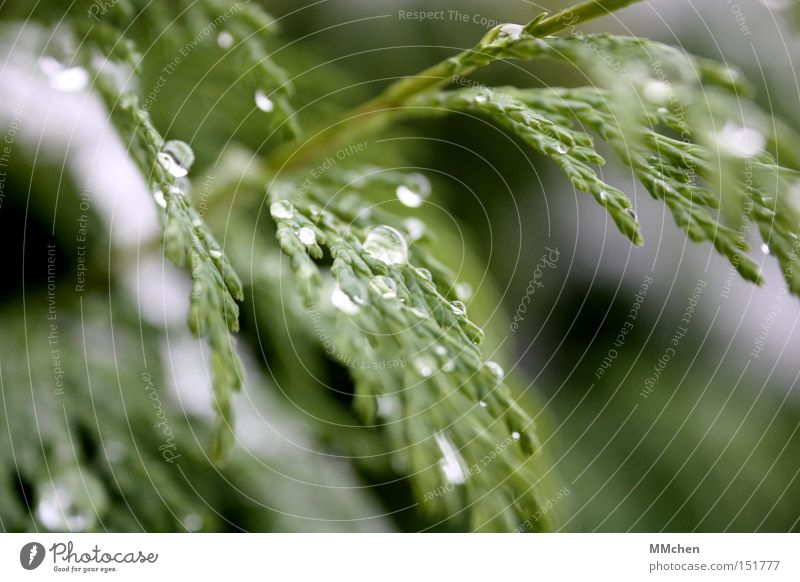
left=20, top=542, right=46, bottom=570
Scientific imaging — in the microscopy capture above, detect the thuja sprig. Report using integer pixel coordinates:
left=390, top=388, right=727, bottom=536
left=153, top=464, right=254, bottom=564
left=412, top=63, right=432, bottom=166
left=266, top=172, right=547, bottom=531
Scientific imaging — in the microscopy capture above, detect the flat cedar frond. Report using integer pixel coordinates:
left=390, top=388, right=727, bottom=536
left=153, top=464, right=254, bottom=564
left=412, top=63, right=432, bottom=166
left=267, top=171, right=547, bottom=531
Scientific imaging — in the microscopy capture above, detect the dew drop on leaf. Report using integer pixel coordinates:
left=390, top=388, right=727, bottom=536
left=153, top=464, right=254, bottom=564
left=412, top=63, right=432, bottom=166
left=331, top=285, right=362, bottom=314
left=370, top=275, right=397, bottom=299
left=35, top=470, right=107, bottom=532
left=395, top=173, right=431, bottom=208
left=255, top=90, right=275, bottom=112
left=414, top=354, right=437, bottom=377
left=216, top=31, right=234, bottom=49
left=403, top=217, right=426, bottom=242
left=450, top=300, right=466, bottom=316
left=485, top=360, right=504, bottom=380
left=498, top=23, right=524, bottom=40
left=363, top=225, right=408, bottom=265
left=153, top=189, right=167, bottom=209
left=435, top=432, right=467, bottom=484
left=716, top=122, right=765, bottom=158
left=297, top=226, right=316, bottom=246
left=270, top=200, right=294, bottom=220
left=414, top=267, right=432, bottom=281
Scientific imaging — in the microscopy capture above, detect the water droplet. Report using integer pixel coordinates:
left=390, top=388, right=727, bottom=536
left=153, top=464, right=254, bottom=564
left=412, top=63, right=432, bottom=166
left=475, top=93, right=488, bottom=104
left=153, top=189, right=167, bottom=209
left=409, top=304, right=430, bottom=318
left=479, top=400, right=487, bottom=408
left=157, top=152, right=187, bottom=178
left=363, top=225, right=408, bottom=265
left=555, top=144, right=569, bottom=155
left=395, top=173, right=431, bottom=208
left=376, top=395, right=398, bottom=418
left=162, top=140, right=195, bottom=176
left=434, top=345, right=447, bottom=356
left=41, top=58, right=89, bottom=92
left=626, top=208, right=637, bottom=219
left=216, top=31, right=234, bottom=49
left=511, top=431, right=521, bottom=441
left=643, top=79, right=672, bottom=104
left=499, top=23, right=525, bottom=40
left=184, top=513, right=203, bottom=532
left=442, top=360, right=455, bottom=372
left=414, top=354, right=436, bottom=377
left=599, top=191, right=609, bottom=202
left=35, top=470, right=107, bottom=532
left=270, top=200, right=294, bottom=220
left=435, top=432, right=467, bottom=484
left=297, top=226, right=316, bottom=246
left=455, top=282, right=473, bottom=301
left=255, top=90, right=274, bottom=112
left=656, top=107, right=669, bottom=115
left=209, top=249, right=222, bottom=259
left=717, top=122, right=765, bottom=158
left=403, top=217, right=426, bottom=242
left=450, top=300, right=466, bottom=316
left=414, top=267, right=432, bottom=281
left=370, top=275, right=397, bottom=299
left=761, top=243, right=770, bottom=255
left=485, top=360, right=504, bottom=380
left=331, top=285, right=362, bottom=315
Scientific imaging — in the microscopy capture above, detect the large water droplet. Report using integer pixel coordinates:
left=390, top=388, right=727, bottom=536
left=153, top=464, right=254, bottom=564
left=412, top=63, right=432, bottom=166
left=554, top=144, right=569, bottom=155
left=363, top=225, right=408, bottom=265
left=297, top=226, right=316, bottom=246
left=36, top=470, right=107, bottom=532
left=414, top=267, right=432, bottom=282
left=255, top=90, right=275, bottom=112
left=485, top=360, right=504, bottom=381
left=370, top=275, right=397, bottom=299
left=435, top=432, right=467, bottom=484
left=511, top=431, right=521, bottom=441
left=395, top=173, right=431, bottom=208
left=761, top=243, right=770, bottom=255
left=270, top=200, right=294, bottom=220
left=717, top=122, right=765, bottom=158
left=331, top=285, right=362, bottom=315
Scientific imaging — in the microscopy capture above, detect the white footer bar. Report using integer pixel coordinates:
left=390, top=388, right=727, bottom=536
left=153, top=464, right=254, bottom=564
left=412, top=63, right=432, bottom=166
left=1, top=533, right=797, bottom=580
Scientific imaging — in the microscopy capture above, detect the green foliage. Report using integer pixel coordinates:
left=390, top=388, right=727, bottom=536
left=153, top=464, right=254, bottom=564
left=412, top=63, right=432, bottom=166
left=12, top=0, right=798, bottom=531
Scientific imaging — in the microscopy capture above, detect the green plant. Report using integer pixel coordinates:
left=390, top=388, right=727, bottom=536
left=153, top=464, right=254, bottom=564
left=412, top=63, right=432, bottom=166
left=4, top=0, right=799, bottom=532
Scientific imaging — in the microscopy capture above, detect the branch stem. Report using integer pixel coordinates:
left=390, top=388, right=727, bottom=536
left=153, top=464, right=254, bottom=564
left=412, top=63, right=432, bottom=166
left=267, top=0, right=643, bottom=172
